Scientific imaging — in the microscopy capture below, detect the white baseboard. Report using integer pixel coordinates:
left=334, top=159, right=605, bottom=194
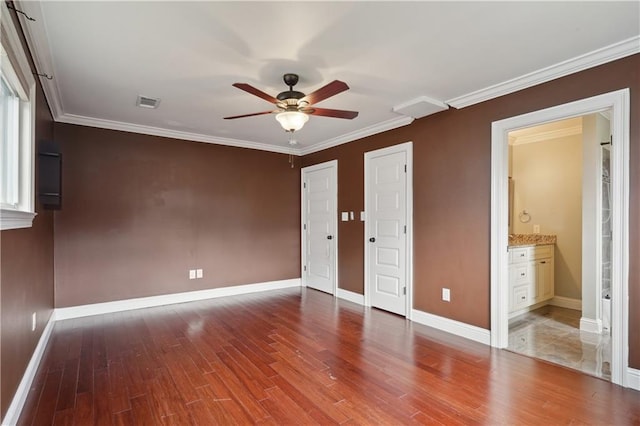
left=549, top=296, right=582, bottom=310
left=2, top=312, right=56, bottom=426
left=627, top=368, right=640, bottom=391
left=411, top=309, right=490, bottom=345
left=508, top=299, right=550, bottom=319
left=580, top=317, right=603, bottom=334
left=336, top=288, right=365, bottom=305
left=55, top=278, right=301, bottom=320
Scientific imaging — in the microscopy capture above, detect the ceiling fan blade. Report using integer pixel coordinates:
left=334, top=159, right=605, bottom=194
left=232, top=83, right=278, bottom=104
left=301, top=80, right=349, bottom=105
left=224, top=110, right=275, bottom=119
left=307, top=107, right=358, bottom=119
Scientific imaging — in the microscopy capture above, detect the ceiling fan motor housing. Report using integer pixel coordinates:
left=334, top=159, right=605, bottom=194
left=277, top=73, right=305, bottom=102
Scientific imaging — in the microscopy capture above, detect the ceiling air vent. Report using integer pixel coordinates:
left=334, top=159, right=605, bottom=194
left=136, top=95, right=160, bottom=109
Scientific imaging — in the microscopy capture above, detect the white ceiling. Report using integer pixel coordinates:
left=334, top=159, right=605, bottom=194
left=17, top=1, right=640, bottom=154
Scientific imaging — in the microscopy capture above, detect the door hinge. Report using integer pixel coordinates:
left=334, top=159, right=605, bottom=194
left=303, top=223, right=307, bottom=230
left=403, top=287, right=406, bottom=295
left=304, top=265, right=307, bottom=271
left=404, top=164, right=407, bottom=173
left=404, top=225, right=407, bottom=234
left=303, top=182, right=307, bottom=188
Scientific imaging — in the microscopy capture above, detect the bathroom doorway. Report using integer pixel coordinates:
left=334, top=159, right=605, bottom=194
left=505, top=114, right=611, bottom=380
left=490, top=89, right=630, bottom=387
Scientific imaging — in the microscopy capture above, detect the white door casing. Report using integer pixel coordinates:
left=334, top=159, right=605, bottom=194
left=490, top=89, right=630, bottom=387
left=365, top=142, right=413, bottom=317
left=302, top=160, right=337, bottom=295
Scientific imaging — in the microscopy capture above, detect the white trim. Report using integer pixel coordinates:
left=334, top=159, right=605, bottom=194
left=508, top=299, right=550, bottom=320
left=55, top=279, right=301, bottom=320
left=579, top=317, right=603, bottom=334
left=411, top=309, right=491, bottom=346
left=447, top=36, right=640, bottom=109
left=627, top=368, right=640, bottom=391
left=301, top=161, right=338, bottom=296
left=53, top=112, right=414, bottom=158
left=57, top=113, right=297, bottom=155
left=490, top=89, right=630, bottom=388
left=1, top=0, right=37, bottom=230
left=364, top=141, right=413, bottom=319
left=0, top=209, right=36, bottom=231
left=2, top=312, right=56, bottom=426
left=298, top=116, right=414, bottom=155
left=336, top=288, right=365, bottom=306
left=549, top=296, right=582, bottom=311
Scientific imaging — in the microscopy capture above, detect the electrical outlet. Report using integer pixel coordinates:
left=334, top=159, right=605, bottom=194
left=189, top=269, right=196, bottom=279
left=533, top=224, right=540, bottom=234
left=31, top=312, right=36, bottom=331
left=341, top=212, right=349, bottom=221
left=196, top=269, right=203, bottom=279
left=442, top=288, right=451, bottom=302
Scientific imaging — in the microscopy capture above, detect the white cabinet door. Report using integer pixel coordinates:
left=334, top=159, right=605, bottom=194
left=538, top=258, right=554, bottom=301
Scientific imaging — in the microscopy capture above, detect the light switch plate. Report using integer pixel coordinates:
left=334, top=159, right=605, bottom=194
left=360, top=211, right=365, bottom=221
left=341, top=212, right=349, bottom=221
left=442, top=288, right=451, bottom=302
left=196, top=269, right=203, bottom=278
left=189, top=269, right=196, bottom=279
left=533, top=224, right=540, bottom=234
left=350, top=211, right=354, bottom=220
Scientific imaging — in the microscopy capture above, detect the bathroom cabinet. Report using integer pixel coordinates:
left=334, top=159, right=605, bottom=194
left=508, top=244, right=554, bottom=315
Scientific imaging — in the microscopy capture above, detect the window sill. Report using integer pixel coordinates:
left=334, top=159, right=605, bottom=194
left=1, top=209, right=37, bottom=231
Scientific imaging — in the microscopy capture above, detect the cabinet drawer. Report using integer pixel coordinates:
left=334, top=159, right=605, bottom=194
left=510, top=263, right=532, bottom=286
left=511, top=285, right=530, bottom=311
left=509, top=247, right=530, bottom=263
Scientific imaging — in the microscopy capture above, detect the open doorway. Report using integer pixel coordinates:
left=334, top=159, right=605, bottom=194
left=490, top=89, right=630, bottom=388
left=505, top=113, right=611, bottom=380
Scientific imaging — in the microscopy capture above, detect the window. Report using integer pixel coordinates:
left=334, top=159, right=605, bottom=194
left=1, top=2, right=37, bottom=230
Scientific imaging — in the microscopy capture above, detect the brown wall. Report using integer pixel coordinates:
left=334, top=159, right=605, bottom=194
left=53, top=124, right=301, bottom=307
left=0, top=10, right=55, bottom=419
left=302, top=54, right=640, bottom=367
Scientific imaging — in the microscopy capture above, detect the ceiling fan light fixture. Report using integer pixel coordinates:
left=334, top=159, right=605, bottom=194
left=276, top=111, right=309, bottom=132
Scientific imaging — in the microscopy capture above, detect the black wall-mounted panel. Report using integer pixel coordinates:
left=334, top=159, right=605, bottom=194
left=38, top=140, right=62, bottom=209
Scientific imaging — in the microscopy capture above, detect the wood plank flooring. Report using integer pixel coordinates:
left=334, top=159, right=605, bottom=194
left=18, top=288, right=640, bottom=425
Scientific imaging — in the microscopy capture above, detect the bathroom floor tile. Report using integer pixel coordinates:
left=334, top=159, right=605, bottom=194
left=507, top=306, right=611, bottom=381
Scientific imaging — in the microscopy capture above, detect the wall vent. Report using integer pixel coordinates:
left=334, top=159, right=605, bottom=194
left=136, top=95, right=160, bottom=109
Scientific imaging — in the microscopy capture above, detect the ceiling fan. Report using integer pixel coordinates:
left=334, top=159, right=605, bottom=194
left=224, top=73, right=359, bottom=136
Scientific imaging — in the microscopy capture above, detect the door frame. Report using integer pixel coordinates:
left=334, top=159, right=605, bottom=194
left=364, top=142, right=414, bottom=319
left=490, top=89, right=630, bottom=387
left=301, top=160, right=338, bottom=296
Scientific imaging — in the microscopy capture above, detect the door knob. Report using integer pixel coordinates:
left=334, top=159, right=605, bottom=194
left=327, top=235, right=333, bottom=240
left=369, top=237, right=376, bottom=243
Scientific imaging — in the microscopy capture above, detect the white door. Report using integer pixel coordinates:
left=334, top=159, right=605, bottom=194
left=302, top=161, right=337, bottom=295
left=365, top=143, right=412, bottom=316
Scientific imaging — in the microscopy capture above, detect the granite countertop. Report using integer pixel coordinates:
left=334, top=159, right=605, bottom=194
left=509, top=234, right=557, bottom=247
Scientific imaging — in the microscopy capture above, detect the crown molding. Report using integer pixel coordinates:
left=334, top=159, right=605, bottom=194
left=447, top=36, right=640, bottom=109
left=510, top=125, right=582, bottom=146
left=15, top=1, right=64, bottom=118
left=57, top=113, right=297, bottom=154
left=298, top=116, right=414, bottom=155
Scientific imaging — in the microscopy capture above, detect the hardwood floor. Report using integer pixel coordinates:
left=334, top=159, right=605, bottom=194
left=18, top=288, right=640, bottom=425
